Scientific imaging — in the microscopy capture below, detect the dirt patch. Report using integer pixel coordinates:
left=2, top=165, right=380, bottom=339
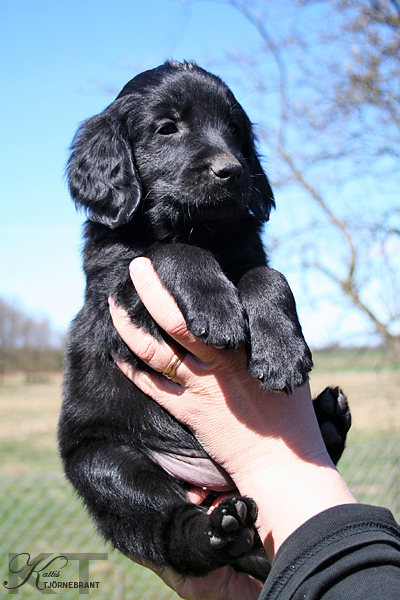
left=310, top=369, right=400, bottom=432
left=0, top=374, right=63, bottom=475
left=2, top=370, right=400, bottom=440
left=0, top=369, right=399, bottom=476
left=0, top=373, right=63, bottom=442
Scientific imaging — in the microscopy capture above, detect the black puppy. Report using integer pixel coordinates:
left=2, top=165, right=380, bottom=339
left=59, top=61, right=351, bottom=581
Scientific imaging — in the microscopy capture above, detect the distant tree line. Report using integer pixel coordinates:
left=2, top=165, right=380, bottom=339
left=0, top=297, right=64, bottom=375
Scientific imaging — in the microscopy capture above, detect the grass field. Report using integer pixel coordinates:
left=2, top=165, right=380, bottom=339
left=0, top=348, right=399, bottom=597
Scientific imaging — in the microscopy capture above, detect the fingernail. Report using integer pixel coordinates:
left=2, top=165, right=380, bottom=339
left=130, top=257, right=147, bottom=278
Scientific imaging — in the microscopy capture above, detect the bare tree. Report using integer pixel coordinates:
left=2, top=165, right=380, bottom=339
left=189, top=0, right=400, bottom=351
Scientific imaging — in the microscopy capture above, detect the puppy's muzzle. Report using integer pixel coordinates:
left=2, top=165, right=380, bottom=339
left=211, top=155, right=243, bottom=188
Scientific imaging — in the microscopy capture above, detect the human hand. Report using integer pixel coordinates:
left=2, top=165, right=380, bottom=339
left=109, top=257, right=356, bottom=562
left=128, top=556, right=262, bottom=600
left=109, top=258, right=324, bottom=483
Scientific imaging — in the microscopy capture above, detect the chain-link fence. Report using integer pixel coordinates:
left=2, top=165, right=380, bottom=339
left=1, top=437, right=399, bottom=599
left=0, top=474, right=179, bottom=599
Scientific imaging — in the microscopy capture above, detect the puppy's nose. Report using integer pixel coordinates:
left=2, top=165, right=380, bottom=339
left=211, top=156, right=243, bottom=186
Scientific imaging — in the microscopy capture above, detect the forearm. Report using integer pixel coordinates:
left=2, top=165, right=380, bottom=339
left=239, top=456, right=355, bottom=560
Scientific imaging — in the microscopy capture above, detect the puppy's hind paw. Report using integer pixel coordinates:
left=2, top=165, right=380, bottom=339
left=313, top=386, right=351, bottom=465
left=206, top=497, right=257, bottom=558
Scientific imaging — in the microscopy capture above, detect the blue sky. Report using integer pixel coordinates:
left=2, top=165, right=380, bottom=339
left=1, top=0, right=396, bottom=347
left=1, top=0, right=256, bottom=329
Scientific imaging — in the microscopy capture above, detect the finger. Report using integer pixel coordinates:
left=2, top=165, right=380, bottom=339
left=126, top=555, right=187, bottom=597
left=129, top=257, right=221, bottom=363
left=127, top=553, right=262, bottom=600
left=111, top=351, right=182, bottom=393
left=111, top=357, right=190, bottom=424
left=109, top=299, right=192, bottom=382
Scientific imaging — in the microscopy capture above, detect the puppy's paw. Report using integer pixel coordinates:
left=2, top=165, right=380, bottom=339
left=206, top=497, right=257, bottom=558
left=313, top=386, right=351, bottom=465
left=185, top=288, right=247, bottom=349
left=248, top=336, right=313, bottom=394
left=150, top=244, right=247, bottom=349
left=239, top=266, right=313, bottom=393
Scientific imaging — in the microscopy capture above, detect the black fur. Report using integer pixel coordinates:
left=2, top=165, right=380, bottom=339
left=59, top=61, right=350, bottom=580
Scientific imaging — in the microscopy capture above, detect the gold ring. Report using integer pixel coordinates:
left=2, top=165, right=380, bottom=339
left=162, top=349, right=186, bottom=380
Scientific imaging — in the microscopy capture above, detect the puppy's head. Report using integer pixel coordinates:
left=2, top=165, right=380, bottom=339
left=67, top=61, right=275, bottom=231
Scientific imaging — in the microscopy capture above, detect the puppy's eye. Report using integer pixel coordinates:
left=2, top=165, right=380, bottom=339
left=228, top=123, right=237, bottom=135
left=157, top=122, right=178, bottom=135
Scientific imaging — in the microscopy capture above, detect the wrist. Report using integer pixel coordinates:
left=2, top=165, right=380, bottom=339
left=220, top=384, right=357, bottom=561
left=223, top=383, right=329, bottom=484
left=232, top=437, right=356, bottom=561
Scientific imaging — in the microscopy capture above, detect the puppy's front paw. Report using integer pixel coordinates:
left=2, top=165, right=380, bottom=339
left=239, top=266, right=313, bottom=393
left=248, top=337, right=313, bottom=394
left=313, top=386, right=351, bottom=465
left=206, top=497, right=257, bottom=558
left=184, top=286, right=247, bottom=349
left=150, top=244, right=247, bottom=349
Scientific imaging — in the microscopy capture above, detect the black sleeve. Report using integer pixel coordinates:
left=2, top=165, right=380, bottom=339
left=259, top=504, right=400, bottom=600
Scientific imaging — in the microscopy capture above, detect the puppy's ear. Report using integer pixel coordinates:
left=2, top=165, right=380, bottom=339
left=247, top=151, right=275, bottom=222
left=67, top=110, right=142, bottom=228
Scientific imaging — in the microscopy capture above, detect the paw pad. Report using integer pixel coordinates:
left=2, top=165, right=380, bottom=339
left=206, top=497, right=257, bottom=558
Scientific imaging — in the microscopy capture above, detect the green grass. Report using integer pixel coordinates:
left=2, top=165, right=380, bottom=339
left=339, top=437, right=400, bottom=514
left=312, top=347, right=400, bottom=373
left=1, top=370, right=399, bottom=597
left=0, top=439, right=62, bottom=475
left=0, top=376, right=179, bottom=599
left=1, top=433, right=399, bottom=599
left=0, top=475, right=179, bottom=599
